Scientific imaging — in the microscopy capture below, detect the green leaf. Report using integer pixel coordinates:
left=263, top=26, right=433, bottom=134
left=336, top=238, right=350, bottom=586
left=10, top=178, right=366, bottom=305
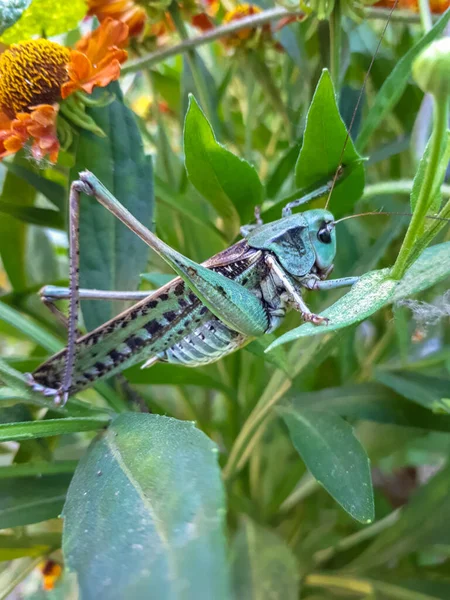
left=266, top=141, right=301, bottom=199
left=62, top=413, right=230, bottom=599
left=0, top=416, right=110, bottom=442
left=375, top=370, right=450, bottom=414
left=0, top=532, right=61, bottom=560
left=71, top=83, right=154, bottom=331
left=350, top=462, right=450, bottom=569
left=292, top=382, right=450, bottom=432
left=0, top=0, right=86, bottom=43
left=0, top=0, right=31, bottom=35
left=393, top=241, right=450, bottom=300
left=245, top=336, right=290, bottom=374
left=0, top=474, right=72, bottom=529
left=295, top=70, right=365, bottom=218
left=356, top=8, right=450, bottom=152
left=124, top=362, right=233, bottom=395
left=3, top=159, right=66, bottom=211
left=0, top=162, right=35, bottom=291
left=280, top=407, right=374, bottom=523
left=231, top=519, right=299, bottom=600
left=268, top=240, right=450, bottom=350
left=0, top=303, right=62, bottom=354
left=268, top=270, right=396, bottom=349
left=0, top=461, right=78, bottom=479
left=184, top=95, right=263, bottom=227
left=0, top=202, right=64, bottom=229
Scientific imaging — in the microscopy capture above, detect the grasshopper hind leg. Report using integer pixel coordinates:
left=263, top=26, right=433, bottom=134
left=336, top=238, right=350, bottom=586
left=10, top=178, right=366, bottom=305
left=25, top=373, right=64, bottom=405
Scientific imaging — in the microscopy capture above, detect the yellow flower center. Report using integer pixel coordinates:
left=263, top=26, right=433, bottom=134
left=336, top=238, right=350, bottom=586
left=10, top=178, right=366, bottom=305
left=0, top=39, right=70, bottom=118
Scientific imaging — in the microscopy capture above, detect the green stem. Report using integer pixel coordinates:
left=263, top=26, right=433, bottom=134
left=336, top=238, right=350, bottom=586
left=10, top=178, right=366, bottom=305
left=363, top=180, right=450, bottom=200
left=391, top=95, right=449, bottom=280
left=329, top=0, right=342, bottom=92
left=168, top=1, right=214, bottom=124
left=244, top=75, right=257, bottom=162
left=224, top=334, right=336, bottom=480
left=145, top=70, right=176, bottom=185
left=407, top=192, right=450, bottom=266
left=279, top=473, right=320, bottom=512
left=418, top=0, right=432, bottom=32
left=312, top=508, right=401, bottom=565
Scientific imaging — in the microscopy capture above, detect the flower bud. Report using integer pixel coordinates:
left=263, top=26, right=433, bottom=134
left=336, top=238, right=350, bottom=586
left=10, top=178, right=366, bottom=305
left=412, top=37, right=450, bottom=99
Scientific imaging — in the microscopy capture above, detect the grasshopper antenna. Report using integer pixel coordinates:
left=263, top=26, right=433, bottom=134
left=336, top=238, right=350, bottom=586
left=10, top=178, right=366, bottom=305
left=324, top=0, right=400, bottom=210
left=334, top=211, right=450, bottom=224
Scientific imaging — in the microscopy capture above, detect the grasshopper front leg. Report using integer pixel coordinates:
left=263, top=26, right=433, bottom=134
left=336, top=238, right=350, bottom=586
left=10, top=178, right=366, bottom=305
left=265, top=256, right=329, bottom=325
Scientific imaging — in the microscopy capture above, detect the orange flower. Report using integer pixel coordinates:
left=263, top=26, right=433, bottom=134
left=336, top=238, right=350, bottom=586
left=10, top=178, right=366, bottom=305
left=39, top=560, right=63, bottom=591
left=0, top=105, right=60, bottom=162
left=191, top=0, right=220, bottom=31
left=374, top=0, right=449, bottom=12
left=222, top=4, right=273, bottom=48
left=87, top=0, right=147, bottom=37
left=0, top=18, right=128, bottom=163
left=62, top=18, right=128, bottom=97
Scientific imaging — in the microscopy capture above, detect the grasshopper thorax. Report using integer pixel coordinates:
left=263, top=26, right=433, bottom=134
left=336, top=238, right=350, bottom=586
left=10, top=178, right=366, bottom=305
left=245, top=209, right=336, bottom=278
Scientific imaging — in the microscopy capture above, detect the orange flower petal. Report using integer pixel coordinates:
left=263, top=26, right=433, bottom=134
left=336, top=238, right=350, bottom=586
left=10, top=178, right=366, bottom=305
left=76, top=17, right=128, bottom=62
left=7, top=104, right=60, bottom=163
left=62, top=19, right=128, bottom=99
left=0, top=110, right=26, bottom=159
left=87, top=0, right=146, bottom=37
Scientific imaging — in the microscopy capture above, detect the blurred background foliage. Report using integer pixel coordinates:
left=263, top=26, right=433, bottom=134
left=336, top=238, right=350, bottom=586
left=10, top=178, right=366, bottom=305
left=0, top=0, right=449, bottom=597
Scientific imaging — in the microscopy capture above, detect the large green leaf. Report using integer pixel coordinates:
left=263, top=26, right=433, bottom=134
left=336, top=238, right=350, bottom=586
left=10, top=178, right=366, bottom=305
left=268, top=240, right=450, bottom=350
left=231, top=519, right=299, bottom=600
left=294, top=70, right=365, bottom=218
left=71, top=83, right=154, bottom=331
left=280, top=407, right=374, bottom=523
left=349, top=462, right=450, bottom=569
left=268, top=270, right=396, bottom=349
left=62, top=413, right=229, bottom=599
left=0, top=474, right=72, bottom=529
left=0, top=0, right=31, bottom=35
left=3, top=158, right=65, bottom=211
left=184, top=95, right=263, bottom=228
left=0, top=162, right=35, bottom=291
left=375, top=371, right=450, bottom=414
left=0, top=0, right=86, bottom=43
left=356, top=8, right=450, bottom=151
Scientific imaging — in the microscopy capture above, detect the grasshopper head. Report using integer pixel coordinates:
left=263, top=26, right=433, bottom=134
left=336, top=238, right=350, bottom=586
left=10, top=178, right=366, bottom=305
left=246, top=209, right=336, bottom=278
left=303, top=209, right=336, bottom=276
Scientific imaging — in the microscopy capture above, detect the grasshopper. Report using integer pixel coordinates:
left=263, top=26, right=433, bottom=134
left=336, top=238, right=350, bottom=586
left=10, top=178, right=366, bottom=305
left=26, top=171, right=359, bottom=406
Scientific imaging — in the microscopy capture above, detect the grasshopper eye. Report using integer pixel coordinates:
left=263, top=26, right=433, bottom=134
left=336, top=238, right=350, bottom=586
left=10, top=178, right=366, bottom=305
left=317, top=225, right=332, bottom=244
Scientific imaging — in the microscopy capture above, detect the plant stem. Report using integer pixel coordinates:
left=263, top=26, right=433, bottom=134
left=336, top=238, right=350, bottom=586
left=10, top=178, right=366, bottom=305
left=305, top=573, right=438, bottom=600
left=145, top=69, right=176, bottom=185
left=279, top=472, right=320, bottom=512
left=391, top=95, right=449, bottom=280
left=312, top=508, right=401, bottom=565
left=224, top=334, right=336, bottom=480
left=168, top=1, right=214, bottom=123
left=123, top=8, right=305, bottom=74
left=418, top=0, right=432, bottom=32
left=329, top=0, right=342, bottom=92
left=363, top=180, right=450, bottom=200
